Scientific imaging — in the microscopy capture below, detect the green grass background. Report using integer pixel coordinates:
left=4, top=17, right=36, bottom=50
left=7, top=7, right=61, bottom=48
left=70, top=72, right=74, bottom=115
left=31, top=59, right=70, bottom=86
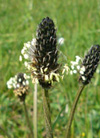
left=1, top=0, right=100, bottom=137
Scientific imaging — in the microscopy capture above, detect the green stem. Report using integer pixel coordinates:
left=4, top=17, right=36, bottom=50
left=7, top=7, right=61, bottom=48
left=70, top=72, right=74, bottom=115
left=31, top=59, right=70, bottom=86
left=42, top=89, right=53, bottom=138
left=0, top=126, right=10, bottom=138
left=23, top=100, right=34, bottom=138
left=34, top=83, right=37, bottom=138
left=65, top=85, right=85, bottom=138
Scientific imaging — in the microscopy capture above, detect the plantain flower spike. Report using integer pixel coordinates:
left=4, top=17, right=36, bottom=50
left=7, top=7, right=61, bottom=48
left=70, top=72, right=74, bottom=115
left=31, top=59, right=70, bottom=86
left=29, top=17, right=60, bottom=89
left=79, top=45, right=100, bottom=85
left=7, top=73, right=30, bottom=101
left=14, top=73, right=29, bottom=101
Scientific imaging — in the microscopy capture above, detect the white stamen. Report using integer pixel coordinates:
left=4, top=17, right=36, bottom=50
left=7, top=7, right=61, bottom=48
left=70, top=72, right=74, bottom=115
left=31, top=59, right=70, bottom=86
left=40, top=67, right=44, bottom=74
left=58, top=37, right=64, bottom=45
left=44, top=68, right=48, bottom=72
left=18, top=78, right=21, bottom=82
left=21, top=49, right=25, bottom=55
left=76, top=56, right=81, bottom=63
left=23, top=81, right=26, bottom=85
left=82, top=76, right=86, bottom=81
left=73, top=70, right=77, bottom=74
left=45, top=75, right=49, bottom=81
left=81, top=66, right=85, bottom=72
left=19, top=55, right=22, bottom=61
left=24, top=62, right=28, bottom=67
left=71, top=65, right=74, bottom=70
left=26, top=80, right=29, bottom=85
left=77, top=65, right=80, bottom=70
left=80, top=70, right=84, bottom=75
left=8, top=85, right=12, bottom=89
left=71, top=61, right=78, bottom=66
left=31, top=38, right=36, bottom=45
left=24, top=54, right=29, bottom=59
left=17, top=84, right=20, bottom=88
left=62, top=68, right=65, bottom=74
left=13, top=84, right=16, bottom=88
left=70, top=70, right=73, bottom=75
left=26, top=43, right=31, bottom=48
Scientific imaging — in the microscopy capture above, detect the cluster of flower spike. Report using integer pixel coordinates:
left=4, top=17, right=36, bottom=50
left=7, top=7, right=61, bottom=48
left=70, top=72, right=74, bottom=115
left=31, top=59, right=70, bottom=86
left=7, top=73, right=30, bottom=101
left=18, top=17, right=100, bottom=89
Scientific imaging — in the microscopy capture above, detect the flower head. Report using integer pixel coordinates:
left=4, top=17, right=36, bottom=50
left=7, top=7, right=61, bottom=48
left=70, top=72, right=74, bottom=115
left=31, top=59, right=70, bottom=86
left=79, top=45, right=100, bottom=85
left=28, top=17, right=60, bottom=89
left=7, top=73, right=30, bottom=101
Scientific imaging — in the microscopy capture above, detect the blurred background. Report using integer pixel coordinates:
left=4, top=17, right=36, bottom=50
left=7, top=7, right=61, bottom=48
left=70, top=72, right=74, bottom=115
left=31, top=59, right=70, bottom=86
left=1, top=0, right=100, bottom=137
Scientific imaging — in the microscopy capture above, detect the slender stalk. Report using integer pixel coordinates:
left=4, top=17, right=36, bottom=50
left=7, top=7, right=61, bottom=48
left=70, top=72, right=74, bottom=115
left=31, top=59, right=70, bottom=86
left=65, top=85, right=85, bottom=138
left=23, top=100, right=34, bottom=138
left=34, top=83, right=37, bottom=138
left=42, top=89, right=53, bottom=138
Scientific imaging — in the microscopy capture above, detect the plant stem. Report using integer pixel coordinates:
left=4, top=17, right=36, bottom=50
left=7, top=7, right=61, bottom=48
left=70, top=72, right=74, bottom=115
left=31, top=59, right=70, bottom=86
left=0, top=126, right=10, bottom=138
left=65, top=85, right=85, bottom=138
left=34, top=83, right=37, bottom=138
left=23, top=100, right=34, bottom=138
left=42, top=89, right=53, bottom=138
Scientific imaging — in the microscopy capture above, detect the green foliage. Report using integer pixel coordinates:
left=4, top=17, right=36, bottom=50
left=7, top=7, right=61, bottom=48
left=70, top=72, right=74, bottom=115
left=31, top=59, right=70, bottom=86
left=0, top=0, right=100, bottom=137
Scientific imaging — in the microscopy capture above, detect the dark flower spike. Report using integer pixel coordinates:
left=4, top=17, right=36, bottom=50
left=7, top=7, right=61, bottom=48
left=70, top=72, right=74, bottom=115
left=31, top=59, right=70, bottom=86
left=30, top=17, right=60, bottom=89
left=79, top=45, right=100, bottom=85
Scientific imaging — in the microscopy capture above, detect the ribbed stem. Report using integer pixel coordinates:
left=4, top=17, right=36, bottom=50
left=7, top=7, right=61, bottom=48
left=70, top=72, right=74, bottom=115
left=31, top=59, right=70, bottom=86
left=42, top=89, right=53, bottom=138
left=23, top=100, right=34, bottom=138
left=65, top=85, right=85, bottom=138
left=34, top=83, right=37, bottom=138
